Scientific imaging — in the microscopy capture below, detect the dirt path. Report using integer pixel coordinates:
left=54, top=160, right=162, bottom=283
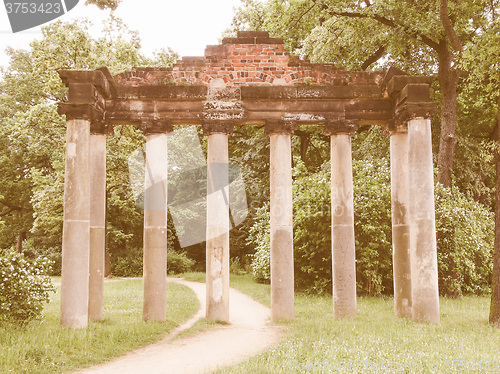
left=72, top=279, right=283, bottom=374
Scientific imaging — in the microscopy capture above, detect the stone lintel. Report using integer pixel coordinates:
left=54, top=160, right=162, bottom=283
left=58, top=69, right=112, bottom=99
left=391, top=103, right=438, bottom=130
left=241, top=86, right=383, bottom=100
left=386, top=75, right=434, bottom=98
left=114, top=85, right=208, bottom=100
left=323, top=119, right=358, bottom=135
left=203, top=122, right=234, bottom=136
left=397, top=83, right=431, bottom=106
left=265, top=120, right=297, bottom=135
left=140, top=120, right=173, bottom=134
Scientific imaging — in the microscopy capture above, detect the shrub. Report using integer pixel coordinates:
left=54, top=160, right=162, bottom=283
left=167, top=250, right=195, bottom=274
left=112, top=247, right=143, bottom=277
left=248, top=203, right=271, bottom=283
left=0, top=251, right=54, bottom=325
left=229, top=256, right=250, bottom=275
left=292, top=162, right=332, bottom=294
left=435, top=183, right=494, bottom=296
left=352, top=158, right=393, bottom=296
left=112, top=247, right=195, bottom=277
left=249, top=159, right=494, bottom=297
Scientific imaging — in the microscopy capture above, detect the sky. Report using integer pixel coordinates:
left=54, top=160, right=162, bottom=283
left=0, top=0, right=242, bottom=69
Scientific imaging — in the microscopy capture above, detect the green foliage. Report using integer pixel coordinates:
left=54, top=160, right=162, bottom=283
left=292, top=161, right=331, bottom=294
left=249, top=154, right=493, bottom=296
left=85, top=0, right=121, bottom=10
left=167, top=250, right=196, bottom=275
left=0, top=18, right=178, bottom=269
left=435, top=183, right=494, bottom=296
left=112, top=247, right=143, bottom=277
left=229, top=257, right=250, bottom=275
left=353, top=157, right=393, bottom=296
left=0, top=251, right=54, bottom=325
left=112, top=247, right=195, bottom=277
left=250, top=157, right=392, bottom=295
left=248, top=201, right=271, bottom=284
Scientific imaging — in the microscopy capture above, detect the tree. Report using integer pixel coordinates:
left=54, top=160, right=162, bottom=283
left=232, top=0, right=500, bottom=188
left=463, top=18, right=500, bottom=326
left=0, top=17, right=178, bottom=262
left=85, top=0, right=121, bottom=10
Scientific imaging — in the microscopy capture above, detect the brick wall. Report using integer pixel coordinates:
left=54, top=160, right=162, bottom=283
left=115, top=31, right=382, bottom=87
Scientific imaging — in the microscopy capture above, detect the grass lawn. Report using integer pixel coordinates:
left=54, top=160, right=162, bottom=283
left=181, top=272, right=500, bottom=373
left=0, top=277, right=199, bottom=374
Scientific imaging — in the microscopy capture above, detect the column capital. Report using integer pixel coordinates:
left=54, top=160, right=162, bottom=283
left=58, top=103, right=104, bottom=123
left=264, top=120, right=297, bottom=136
left=90, top=120, right=113, bottom=135
left=140, top=120, right=173, bottom=135
left=323, top=119, right=358, bottom=135
left=202, top=122, right=234, bottom=136
left=391, top=102, right=437, bottom=131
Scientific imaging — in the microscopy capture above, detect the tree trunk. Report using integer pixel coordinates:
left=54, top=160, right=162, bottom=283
left=489, top=91, right=500, bottom=327
left=436, top=42, right=460, bottom=188
left=16, top=231, right=26, bottom=253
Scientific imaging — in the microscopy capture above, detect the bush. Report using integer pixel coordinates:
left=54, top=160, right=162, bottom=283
left=249, top=159, right=494, bottom=297
left=292, top=162, right=332, bottom=294
left=167, top=250, right=195, bottom=274
left=112, top=247, right=195, bottom=277
left=229, top=256, right=250, bottom=275
left=112, top=247, right=143, bottom=277
left=435, top=183, right=494, bottom=296
left=0, top=251, right=54, bottom=325
left=352, top=158, right=393, bottom=296
left=248, top=204, right=271, bottom=284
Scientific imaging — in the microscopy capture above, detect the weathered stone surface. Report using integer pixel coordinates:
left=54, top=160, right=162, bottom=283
left=88, top=134, right=106, bottom=322
left=323, top=119, right=358, bottom=135
left=59, top=69, right=112, bottom=98
left=265, top=120, right=297, bottom=135
left=61, top=119, right=91, bottom=329
left=202, top=122, right=234, bottom=135
left=386, top=75, right=434, bottom=98
left=330, top=133, right=357, bottom=319
left=269, top=133, right=294, bottom=320
left=140, top=120, right=173, bottom=135
left=143, top=133, right=168, bottom=322
left=408, top=118, right=440, bottom=324
left=205, top=133, right=230, bottom=322
left=390, top=131, right=412, bottom=318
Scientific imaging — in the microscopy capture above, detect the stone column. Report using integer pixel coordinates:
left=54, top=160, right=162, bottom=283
left=204, top=123, right=232, bottom=322
left=266, top=120, right=295, bottom=321
left=142, top=122, right=171, bottom=322
left=61, top=119, right=91, bottom=328
left=390, top=129, right=412, bottom=318
left=325, top=121, right=357, bottom=319
left=88, top=129, right=107, bottom=322
left=408, top=117, right=440, bottom=323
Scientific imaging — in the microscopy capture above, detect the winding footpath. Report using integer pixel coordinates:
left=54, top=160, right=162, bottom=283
left=72, top=279, right=283, bottom=374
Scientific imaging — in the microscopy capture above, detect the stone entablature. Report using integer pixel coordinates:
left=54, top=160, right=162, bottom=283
left=114, top=31, right=382, bottom=87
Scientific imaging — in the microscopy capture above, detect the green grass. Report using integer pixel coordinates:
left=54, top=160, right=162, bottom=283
left=205, top=273, right=500, bottom=374
left=0, top=277, right=199, bottom=374
left=6, top=272, right=499, bottom=374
